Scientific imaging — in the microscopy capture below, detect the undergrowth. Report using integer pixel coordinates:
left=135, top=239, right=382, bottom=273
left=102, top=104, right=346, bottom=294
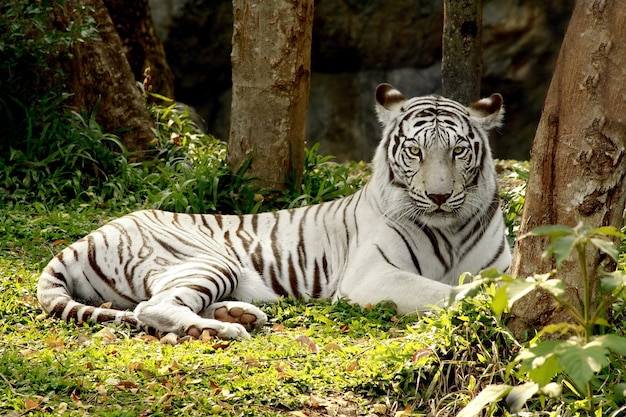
left=0, top=255, right=523, bottom=416
left=5, top=1, right=626, bottom=415
left=1, top=100, right=624, bottom=415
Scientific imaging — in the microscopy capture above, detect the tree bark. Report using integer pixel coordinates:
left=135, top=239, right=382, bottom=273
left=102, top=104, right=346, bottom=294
left=103, top=0, right=175, bottom=99
left=508, top=0, right=626, bottom=339
left=52, top=0, right=156, bottom=157
left=229, top=0, right=313, bottom=190
left=441, top=0, right=482, bottom=104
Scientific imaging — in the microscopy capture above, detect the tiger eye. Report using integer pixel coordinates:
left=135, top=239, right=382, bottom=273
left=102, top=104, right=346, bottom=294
left=453, top=146, right=464, bottom=155
left=409, top=146, right=422, bottom=157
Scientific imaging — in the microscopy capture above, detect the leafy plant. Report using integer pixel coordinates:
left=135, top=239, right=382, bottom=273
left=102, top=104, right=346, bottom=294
left=281, top=143, right=370, bottom=209
left=456, top=224, right=626, bottom=416
left=0, top=102, right=143, bottom=207
left=498, top=161, right=528, bottom=239
left=0, top=0, right=98, bottom=154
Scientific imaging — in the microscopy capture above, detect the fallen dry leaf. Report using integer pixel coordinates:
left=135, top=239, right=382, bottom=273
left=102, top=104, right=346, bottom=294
left=295, top=335, right=318, bottom=352
left=127, top=362, right=144, bottom=371
left=412, top=348, right=434, bottom=363
left=346, top=360, right=359, bottom=372
left=96, top=384, right=108, bottom=396
left=324, top=342, right=342, bottom=351
left=93, top=327, right=116, bottom=342
left=24, top=398, right=40, bottom=411
left=45, top=337, right=64, bottom=349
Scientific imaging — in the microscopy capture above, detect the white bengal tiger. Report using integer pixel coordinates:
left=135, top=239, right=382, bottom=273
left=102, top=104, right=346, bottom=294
left=37, top=84, right=511, bottom=339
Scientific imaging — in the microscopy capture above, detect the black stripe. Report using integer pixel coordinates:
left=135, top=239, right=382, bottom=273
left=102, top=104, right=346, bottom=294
left=297, top=217, right=307, bottom=271
left=312, top=259, right=322, bottom=298
left=87, top=236, right=115, bottom=286
left=269, top=265, right=288, bottom=297
left=51, top=300, right=69, bottom=318
left=480, top=236, right=507, bottom=271
left=214, top=214, right=223, bottom=230
left=250, top=243, right=263, bottom=274
left=458, top=191, right=500, bottom=256
left=375, top=244, right=400, bottom=270
left=389, top=225, right=422, bottom=274
left=415, top=222, right=452, bottom=272
left=287, top=253, right=300, bottom=298
left=341, top=199, right=350, bottom=245
left=391, top=134, right=402, bottom=157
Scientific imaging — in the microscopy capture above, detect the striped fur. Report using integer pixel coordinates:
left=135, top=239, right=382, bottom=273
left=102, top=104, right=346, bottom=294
left=37, top=84, right=511, bottom=339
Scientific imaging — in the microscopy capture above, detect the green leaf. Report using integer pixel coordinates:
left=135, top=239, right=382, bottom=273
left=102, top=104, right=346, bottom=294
left=589, top=226, right=624, bottom=239
left=536, top=322, right=580, bottom=339
left=528, top=224, right=574, bottom=238
left=558, top=342, right=609, bottom=393
left=517, top=340, right=559, bottom=361
left=589, top=237, right=619, bottom=261
left=505, top=279, right=538, bottom=306
left=544, top=234, right=577, bottom=268
left=517, top=340, right=564, bottom=384
left=526, top=354, right=562, bottom=387
left=589, top=334, right=626, bottom=356
left=479, top=268, right=506, bottom=279
left=450, top=278, right=488, bottom=303
left=612, top=383, right=626, bottom=402
left=540, top=382, right=562, bottom=398
left=600, top=271, right=626, bottom=293
left=457, top=384, right=512, bottom=417
left=506, top=382, right=539, bottom=412
left=491, top=285, right=509, bottom=317
left=538, top=278, right=566, bottom=299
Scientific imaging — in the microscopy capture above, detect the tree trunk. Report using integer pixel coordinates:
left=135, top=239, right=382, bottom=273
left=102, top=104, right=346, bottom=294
left=508, top=0, right=626, bottom=339
left=52, top=0, right=156, bottom=157
left=441, top=0, right=482, bottom=104
left=103, top=0, right=175, bottom=99
left=229, top=0, right=313, bottom=190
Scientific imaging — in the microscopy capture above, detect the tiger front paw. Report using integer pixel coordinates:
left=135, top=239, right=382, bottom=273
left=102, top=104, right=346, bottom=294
left=186, top=320, right=250, bottom=340
left=206, top=301, right=267, bottom=330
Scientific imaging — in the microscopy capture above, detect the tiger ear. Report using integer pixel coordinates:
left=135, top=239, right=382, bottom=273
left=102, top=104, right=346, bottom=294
left=467, top=93, right=504, bottom=130
left=375, top=83, right=407, bottom=125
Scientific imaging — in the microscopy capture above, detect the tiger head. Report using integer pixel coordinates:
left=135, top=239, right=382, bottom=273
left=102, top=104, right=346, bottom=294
left=372, top=83, right=504, bottom=229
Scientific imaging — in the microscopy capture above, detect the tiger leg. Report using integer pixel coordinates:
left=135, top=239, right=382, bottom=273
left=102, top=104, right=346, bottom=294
left=338, top=265, right=452, bottom=315
left=134, top=288, right=253, bottom=339
left=201, top=267, right=277, bottom=329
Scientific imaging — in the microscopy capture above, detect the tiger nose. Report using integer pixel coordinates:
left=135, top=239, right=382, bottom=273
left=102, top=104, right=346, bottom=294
left=427, top=192, right=452, bottom=206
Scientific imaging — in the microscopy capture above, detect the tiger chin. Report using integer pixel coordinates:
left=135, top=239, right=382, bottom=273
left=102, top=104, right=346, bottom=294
left=37, top=84, right=512, bottom=340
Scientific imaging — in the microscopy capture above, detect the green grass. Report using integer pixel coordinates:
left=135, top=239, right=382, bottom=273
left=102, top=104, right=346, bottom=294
left=1, top=70, right=624, bottom=414
left=0, top=6, right=570, bottom=413
left=2, top=147, right=625, bottom=415
left=0, top=253, right=519, bottom=416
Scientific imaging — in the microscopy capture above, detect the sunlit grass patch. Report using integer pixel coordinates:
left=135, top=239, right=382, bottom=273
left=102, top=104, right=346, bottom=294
left=0, top=255, right=521, bottom=416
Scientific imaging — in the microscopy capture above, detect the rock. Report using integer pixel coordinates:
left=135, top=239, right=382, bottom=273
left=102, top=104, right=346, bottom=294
left=148, top=0, right=573, bottom=161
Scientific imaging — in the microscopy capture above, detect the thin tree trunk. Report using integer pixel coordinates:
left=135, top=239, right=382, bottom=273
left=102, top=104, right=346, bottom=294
left=103, top=0, right=175, bottom=99
left=441, top=0, right=482, bottom=104
left=52, top=0, right=156, bottom=157
left=229, top=0, right=313, bottom=190
left=508, top=0, right=626, bottom=339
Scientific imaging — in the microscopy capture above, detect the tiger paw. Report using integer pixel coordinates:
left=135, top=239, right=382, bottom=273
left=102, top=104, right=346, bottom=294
left=186, top=319, right=250, bottom=340
left=205, top=301, right=267, bottom=330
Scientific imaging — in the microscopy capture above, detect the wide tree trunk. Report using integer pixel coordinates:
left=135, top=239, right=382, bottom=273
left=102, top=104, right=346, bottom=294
left=508, top=0, right=626, bottom=338
left=441, top=0, right=482, bottom=104
left=229, top=0, right=313, bottom=190
left=103, top=0, right=175, bottom=99
left=52, top=0, right=156, bottom=157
